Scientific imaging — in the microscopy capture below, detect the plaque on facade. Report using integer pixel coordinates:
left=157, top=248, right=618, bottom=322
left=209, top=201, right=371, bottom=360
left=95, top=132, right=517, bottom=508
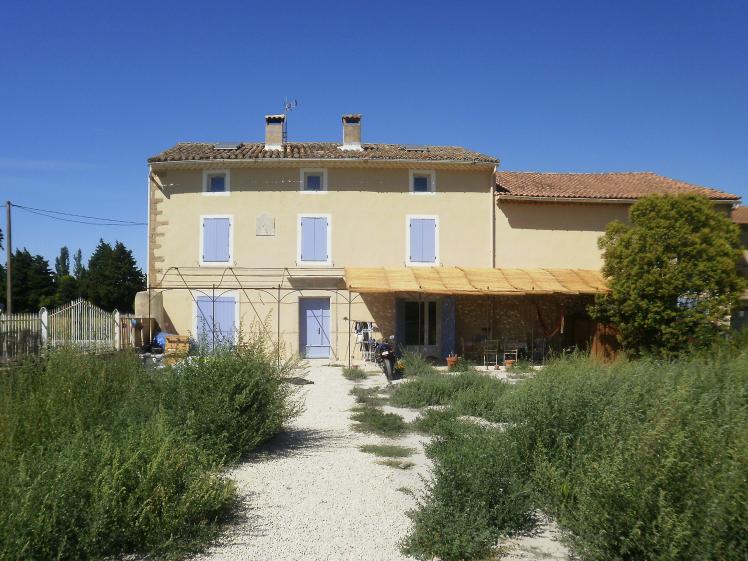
left=256, top=213, right=275, bottom=236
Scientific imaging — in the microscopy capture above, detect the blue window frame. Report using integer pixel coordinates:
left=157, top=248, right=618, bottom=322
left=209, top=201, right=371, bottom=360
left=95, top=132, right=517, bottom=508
left=208, top=174, right=226, bottom=192
left=413, top=175, right=429, bottom=192
left=305, top=173, right=322, bottom=191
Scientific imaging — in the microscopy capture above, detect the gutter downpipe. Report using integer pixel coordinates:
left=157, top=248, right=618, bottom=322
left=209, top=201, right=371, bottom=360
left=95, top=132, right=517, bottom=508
left=491, top=165, right=497, bottom=268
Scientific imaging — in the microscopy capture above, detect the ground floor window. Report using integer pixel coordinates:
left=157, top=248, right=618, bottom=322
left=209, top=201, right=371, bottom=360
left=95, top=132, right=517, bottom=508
left=404, top=300, right=437, bottom=346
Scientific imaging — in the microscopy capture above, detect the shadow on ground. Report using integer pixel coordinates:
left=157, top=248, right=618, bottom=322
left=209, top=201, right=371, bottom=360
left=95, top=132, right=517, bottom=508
left=249, top=427, right=348, bottom=462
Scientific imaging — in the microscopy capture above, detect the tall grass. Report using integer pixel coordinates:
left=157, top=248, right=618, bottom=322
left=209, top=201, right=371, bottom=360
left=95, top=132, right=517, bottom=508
left=0, top=344, right=298, bottom=560
left=404, top=338, right=748, bottom=561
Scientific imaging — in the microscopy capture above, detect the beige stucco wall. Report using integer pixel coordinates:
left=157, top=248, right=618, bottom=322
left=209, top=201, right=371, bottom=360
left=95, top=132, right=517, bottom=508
left=494, top=201, right=631, bottom=269
left=150, top=165, right=494, bottom=278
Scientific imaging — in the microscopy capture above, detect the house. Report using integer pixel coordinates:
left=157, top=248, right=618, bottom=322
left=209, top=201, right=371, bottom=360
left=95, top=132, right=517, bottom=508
left=731, top=206, right=748, bottom=330
left=138, top=113, right=741, bottom=362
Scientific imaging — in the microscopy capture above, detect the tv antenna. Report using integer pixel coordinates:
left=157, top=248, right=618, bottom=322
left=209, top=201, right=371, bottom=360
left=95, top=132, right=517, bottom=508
left=282, top=97, right=298, bottom=143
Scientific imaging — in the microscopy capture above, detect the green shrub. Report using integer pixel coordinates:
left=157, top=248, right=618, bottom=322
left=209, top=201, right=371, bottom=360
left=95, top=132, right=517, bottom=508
left=401, top=352, right=438, bottom=377
left=0, top=342, right=298, bottom=561
left=447, top=357, right=477, bottom=372
left=350, top=406, right=408, bottom=436
left=410, top=408, right=459, bottom=435
left=403, top=342, right=748, bottom=561
left=350, top=385, right=388, bottom=406
left=391, top=370, right=511, bottom=422
left=359, top=444, right=413, bottom=458
left=403, top=422, right=534, bottom=561
left=162, top=349, right=299, bottom=461
left=342, top=366, right=367, bottom=381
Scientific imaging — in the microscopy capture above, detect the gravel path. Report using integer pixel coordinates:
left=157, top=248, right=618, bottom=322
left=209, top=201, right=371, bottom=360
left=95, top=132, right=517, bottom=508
left=197, top=365, right=429, bottom=561
left=198, top=364, right=570, bottom=561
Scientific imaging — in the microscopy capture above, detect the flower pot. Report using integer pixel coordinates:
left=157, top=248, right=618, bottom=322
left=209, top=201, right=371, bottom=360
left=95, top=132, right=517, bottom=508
left=446, top=355, right=458, bottom=367
left=504, top=359, right=515, bottom=368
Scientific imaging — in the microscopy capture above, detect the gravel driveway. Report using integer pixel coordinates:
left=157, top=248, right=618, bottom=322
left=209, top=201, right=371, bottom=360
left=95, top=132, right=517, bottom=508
left=197, top=364, right=428, bottom=561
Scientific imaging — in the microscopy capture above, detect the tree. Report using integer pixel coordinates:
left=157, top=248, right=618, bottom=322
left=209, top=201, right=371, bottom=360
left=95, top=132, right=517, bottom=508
left=0, top=248, right=55, bottom=312
left=590, top=194, right=745, bottom=357
left=84, top=240, right=144, bottom=312
left=73, top=248, right=85, bottom=279
left=54, top=246, right=70, bottom=277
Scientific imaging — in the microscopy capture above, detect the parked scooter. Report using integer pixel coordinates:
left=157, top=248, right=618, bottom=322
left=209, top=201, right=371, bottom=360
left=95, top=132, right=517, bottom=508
left=374, top=335, right=403, bottom=383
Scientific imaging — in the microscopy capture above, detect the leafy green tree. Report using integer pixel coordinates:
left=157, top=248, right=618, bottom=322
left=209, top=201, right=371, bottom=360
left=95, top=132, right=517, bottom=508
left=54, top=246, right=70, bottom=277
left=590, top=194, right=745, bottom=356
left=84, top=240, right=144, bottom=312
left=73, top=248, right=85, bottom=279
left=0, top=249, right=56, bottom=312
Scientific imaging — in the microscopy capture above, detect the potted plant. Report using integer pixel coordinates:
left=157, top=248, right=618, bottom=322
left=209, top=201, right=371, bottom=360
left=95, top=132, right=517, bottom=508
left=446, top=352, right=458, bottom=367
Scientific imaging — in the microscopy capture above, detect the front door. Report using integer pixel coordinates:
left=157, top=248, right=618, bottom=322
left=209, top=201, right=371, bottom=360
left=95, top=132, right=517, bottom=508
left=300, top=298, right=331, bottom=358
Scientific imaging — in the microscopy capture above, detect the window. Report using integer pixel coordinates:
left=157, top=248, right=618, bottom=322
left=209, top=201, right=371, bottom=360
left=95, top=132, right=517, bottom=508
left=404, top=300, right=437, bottom=346
left=300, top=169, right=327, bottom=193
left=407, top=216, right=438, bottom=265
left=203, top=170, right=230, bottom=195
left=299, top=215, right=330, bottom=265
left=201, top=216, right=232, bottom=265
left=410, top=170, right=435, bottom=193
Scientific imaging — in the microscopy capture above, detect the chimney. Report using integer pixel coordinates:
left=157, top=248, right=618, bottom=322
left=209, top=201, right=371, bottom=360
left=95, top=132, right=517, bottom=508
left=340, top=114, right=362, bottom=151
left=264, top=114, right=285, bottom=150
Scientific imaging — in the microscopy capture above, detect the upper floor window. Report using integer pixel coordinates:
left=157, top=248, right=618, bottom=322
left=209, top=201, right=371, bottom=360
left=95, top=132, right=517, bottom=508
left=203, top=170, right=230, bottom=195
left=201, top=215, right=232, bottom=265
left=300, top=169, right=327, bottom=193
left=410, top=170, right=435, bottom=194
left=299, top=214, right=331, bottom=265
left=407, top=216, right=438, bottom=265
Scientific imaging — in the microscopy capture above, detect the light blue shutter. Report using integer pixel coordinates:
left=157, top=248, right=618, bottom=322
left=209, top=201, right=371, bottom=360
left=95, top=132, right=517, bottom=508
left=315, top=217, right=328, bottom=261
left=301, top=217, right=315, bottom=261
left=422, top=218, right=436, bottom=263
left=203, top=218, right=230, bottom=262
left=301, top=217, right=328, bottom=261
left=410, top=218, right=436, bottom=263
left=410, top=219, right=424, bottom=262
left=213, top=297, right=236, bottom=343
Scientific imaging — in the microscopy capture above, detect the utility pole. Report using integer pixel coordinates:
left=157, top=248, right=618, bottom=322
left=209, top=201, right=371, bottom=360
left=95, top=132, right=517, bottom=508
left=5, top=201, right=11, bottom=314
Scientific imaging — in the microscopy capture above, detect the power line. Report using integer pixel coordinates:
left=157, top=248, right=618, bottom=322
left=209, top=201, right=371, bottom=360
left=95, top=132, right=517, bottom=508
left=12, top=203, right=146, bottom=226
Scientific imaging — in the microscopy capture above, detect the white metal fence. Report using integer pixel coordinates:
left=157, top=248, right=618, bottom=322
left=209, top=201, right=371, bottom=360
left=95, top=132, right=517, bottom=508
left=0, top=299, right=133, bottom=362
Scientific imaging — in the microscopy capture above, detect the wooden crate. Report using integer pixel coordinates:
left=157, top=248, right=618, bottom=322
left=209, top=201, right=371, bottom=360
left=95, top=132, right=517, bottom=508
left=165, top=335, right=190, bottom=355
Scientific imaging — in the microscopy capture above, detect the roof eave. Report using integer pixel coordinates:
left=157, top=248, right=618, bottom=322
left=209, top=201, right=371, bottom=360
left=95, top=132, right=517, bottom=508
left=496, top=194, right=739, bottom=204
left=149, top=157, right=498, bottom=168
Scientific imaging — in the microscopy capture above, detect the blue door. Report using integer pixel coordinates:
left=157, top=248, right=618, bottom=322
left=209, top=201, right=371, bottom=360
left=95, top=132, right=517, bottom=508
left=300, top=298, right=331, bottom=358
left=196, top=295, right=236, bottom=350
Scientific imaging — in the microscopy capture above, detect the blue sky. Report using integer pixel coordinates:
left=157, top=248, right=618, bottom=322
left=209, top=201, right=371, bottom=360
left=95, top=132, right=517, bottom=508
left=1, top=0, right=746, bottom=270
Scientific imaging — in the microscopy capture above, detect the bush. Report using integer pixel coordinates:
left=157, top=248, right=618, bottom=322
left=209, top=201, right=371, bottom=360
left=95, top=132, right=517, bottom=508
left=401, top=352, right=438, bottom=377
left=404, top=423, right=534, bottom=561
left=350, top=406, right=408, bottom=437
left=403, top=341, right=748, bottom=561
left=359, top=444, right=413, bottom=458
left=391, top=370, right=511, bottom=422
left=350, top=385, right=388, bottom=406
left=342, top=366, right=367, bottom=381
left=0, top=343, right=298, bottom=560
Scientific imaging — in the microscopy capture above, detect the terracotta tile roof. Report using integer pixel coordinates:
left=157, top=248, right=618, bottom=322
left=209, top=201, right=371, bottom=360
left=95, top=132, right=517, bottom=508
left=495, top=172, right=739, bottom=201
left=149, top=142, right=498, bottom=164
left=732, top=206, right=748, bottom=224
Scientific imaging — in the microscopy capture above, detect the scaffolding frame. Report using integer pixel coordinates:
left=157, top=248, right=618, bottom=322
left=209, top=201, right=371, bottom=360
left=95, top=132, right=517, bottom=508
left=148, top=266, right=364, bottom=367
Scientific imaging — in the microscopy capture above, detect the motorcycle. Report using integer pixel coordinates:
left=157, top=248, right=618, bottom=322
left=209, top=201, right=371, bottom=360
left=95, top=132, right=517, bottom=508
left=374, top=335, right=403, bottom=383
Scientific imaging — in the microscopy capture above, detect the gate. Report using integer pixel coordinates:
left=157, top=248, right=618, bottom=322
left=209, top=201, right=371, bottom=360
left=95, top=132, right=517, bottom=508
left=45, top=298, right=118, bottom=352
left=0, top=312, right=43, bottom=362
